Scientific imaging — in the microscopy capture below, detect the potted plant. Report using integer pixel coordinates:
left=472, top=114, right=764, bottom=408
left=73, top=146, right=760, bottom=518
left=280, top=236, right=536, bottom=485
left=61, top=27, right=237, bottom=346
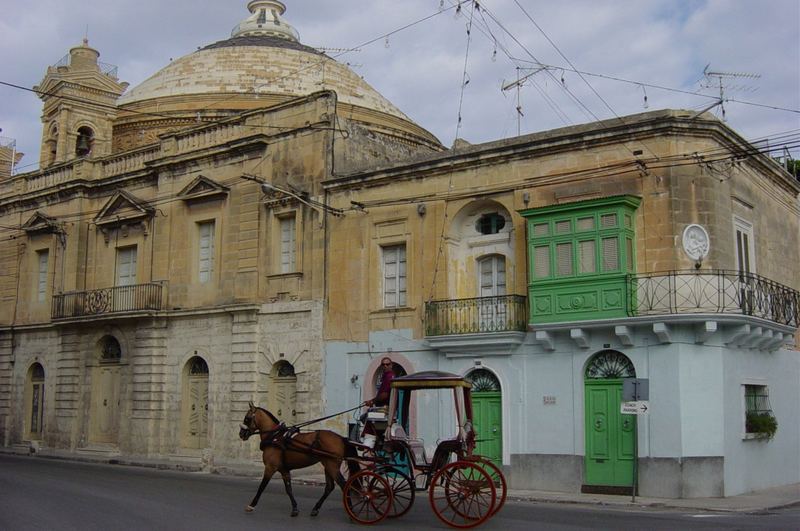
left=746, top=412, right=778, bottom=439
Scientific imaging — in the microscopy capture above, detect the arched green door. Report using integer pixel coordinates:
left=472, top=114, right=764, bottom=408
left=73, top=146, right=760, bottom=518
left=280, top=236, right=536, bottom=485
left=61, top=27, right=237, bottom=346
left=467, top=369, right=502, bottom=464
left=584, top=351, right=636, bottom=489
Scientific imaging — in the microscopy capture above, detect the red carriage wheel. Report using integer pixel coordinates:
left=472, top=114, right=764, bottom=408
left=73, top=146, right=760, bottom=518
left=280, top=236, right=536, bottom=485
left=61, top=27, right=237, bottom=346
left=472, top=457, right=507, bottom=516
left=343, top=469, right=393, bottom=525
left=429, top=461, right=496, bottom=528
left=378, top=465, right=415, bottom=518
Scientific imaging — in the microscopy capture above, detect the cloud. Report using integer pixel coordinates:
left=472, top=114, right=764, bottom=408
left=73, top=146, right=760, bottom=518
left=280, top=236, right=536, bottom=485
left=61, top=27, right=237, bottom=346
left=2, top=0, right=797, bottom=171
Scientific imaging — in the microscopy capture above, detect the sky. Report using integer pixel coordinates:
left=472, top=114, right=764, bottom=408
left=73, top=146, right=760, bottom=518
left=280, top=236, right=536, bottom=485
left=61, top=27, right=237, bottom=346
left=1, top=0, right=798, bottom=173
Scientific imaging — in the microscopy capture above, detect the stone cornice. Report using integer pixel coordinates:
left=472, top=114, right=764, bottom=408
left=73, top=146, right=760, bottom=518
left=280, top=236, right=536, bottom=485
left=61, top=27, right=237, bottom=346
left=323, top=110, right=800, bottom=197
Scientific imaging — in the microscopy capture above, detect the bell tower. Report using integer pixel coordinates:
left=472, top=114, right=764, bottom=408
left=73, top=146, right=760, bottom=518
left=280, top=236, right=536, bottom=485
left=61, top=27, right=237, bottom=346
left=34, top=39, right=128, bottom=168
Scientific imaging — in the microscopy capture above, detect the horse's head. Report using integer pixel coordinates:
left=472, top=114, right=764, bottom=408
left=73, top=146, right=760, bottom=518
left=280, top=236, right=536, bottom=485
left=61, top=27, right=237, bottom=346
left=239, top=401, right=280, bottom=441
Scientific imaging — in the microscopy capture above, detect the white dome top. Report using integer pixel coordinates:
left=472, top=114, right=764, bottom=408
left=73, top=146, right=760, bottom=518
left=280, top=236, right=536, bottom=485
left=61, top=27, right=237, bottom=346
left=231, top=1, right=299, bottom=41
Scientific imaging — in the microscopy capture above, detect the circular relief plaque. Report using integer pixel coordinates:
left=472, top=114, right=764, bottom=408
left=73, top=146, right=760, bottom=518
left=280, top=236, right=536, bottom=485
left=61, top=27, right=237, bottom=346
left=682, top=224, right=710, bottom=261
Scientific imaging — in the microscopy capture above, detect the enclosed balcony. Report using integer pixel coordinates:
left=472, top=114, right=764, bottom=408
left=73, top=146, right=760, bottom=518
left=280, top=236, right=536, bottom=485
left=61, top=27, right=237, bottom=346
left=52, top=283, right=163, bottom=320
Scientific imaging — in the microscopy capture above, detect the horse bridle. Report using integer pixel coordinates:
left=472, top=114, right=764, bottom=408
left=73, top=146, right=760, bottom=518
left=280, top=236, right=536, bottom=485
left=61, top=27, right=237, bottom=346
left=240, top=411, right=285, bottom=440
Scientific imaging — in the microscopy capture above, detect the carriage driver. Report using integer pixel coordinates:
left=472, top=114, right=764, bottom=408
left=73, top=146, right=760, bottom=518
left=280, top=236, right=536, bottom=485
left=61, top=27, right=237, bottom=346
left=365, top=356, right=395, bottom=407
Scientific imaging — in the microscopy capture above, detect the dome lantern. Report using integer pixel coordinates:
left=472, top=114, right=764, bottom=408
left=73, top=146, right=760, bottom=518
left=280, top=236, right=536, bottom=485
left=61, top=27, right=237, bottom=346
left=232, top=0, right=299, bottom=42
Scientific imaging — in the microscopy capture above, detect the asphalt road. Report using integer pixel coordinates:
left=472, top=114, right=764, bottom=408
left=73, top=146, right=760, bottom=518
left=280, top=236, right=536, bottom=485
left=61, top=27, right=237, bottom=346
left=0, top=454, right=797, bottom=530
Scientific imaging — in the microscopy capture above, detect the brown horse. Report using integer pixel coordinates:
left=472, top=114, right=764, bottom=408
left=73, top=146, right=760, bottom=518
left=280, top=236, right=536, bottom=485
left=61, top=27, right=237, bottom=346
left=239, top=402, right=359, bottom=517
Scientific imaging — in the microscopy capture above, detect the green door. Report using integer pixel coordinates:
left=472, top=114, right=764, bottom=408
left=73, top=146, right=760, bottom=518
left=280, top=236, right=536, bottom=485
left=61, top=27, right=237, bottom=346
left=473, top=391, right=502, bottom=464
left=584, top=379, right=635, bottom=486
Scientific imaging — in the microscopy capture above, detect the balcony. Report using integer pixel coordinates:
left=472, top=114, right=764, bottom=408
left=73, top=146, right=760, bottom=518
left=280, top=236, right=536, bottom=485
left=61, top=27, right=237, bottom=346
left=424, top=295, right=528, bottom=356
left=629, top=270, right=799, bottom=328
left=52, top=283, right=163, bottom=320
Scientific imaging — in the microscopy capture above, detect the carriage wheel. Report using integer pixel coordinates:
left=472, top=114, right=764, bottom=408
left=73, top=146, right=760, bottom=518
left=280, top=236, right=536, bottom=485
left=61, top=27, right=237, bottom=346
left=343, top=469, right=393, bottom=525
left=429, top=461, right=496, bottom=528
left=471, top=457, right=507, bottom=516
left=378, top=465, right=415, bottom=518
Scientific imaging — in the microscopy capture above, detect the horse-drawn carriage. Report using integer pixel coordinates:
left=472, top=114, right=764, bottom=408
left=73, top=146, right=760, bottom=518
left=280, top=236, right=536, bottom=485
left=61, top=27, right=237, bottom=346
left=239, top=371, right=506, bottom=528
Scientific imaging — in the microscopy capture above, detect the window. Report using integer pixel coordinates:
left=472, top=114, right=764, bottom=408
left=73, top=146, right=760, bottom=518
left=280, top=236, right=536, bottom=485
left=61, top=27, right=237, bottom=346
left=279, top=216, right=296, bottom=273
left=733, top=217, right=755, bottom=274
left=476, top=213, right=506, bottom=235
left=383, top=245, right=407, bottom=308
left=198, top=221, right=215, bottom=283
left=478, top=255, right=506, bottom=296
left=116, top=246, right=137, bottom=286
left=744, top=384, right=777, bottom=438
left=37, top=250, right=49, bottom=302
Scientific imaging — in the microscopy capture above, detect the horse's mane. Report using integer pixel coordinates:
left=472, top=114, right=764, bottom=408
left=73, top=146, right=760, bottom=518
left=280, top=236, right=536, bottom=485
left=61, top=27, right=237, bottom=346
left=255, top=406, right=280, bottom=425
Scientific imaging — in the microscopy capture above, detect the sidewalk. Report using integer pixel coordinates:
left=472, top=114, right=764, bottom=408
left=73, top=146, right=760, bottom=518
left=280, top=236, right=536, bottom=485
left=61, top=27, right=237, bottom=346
left=3, top=447, right=798, bottom=513
left=288, top=469, right=800, bottom=514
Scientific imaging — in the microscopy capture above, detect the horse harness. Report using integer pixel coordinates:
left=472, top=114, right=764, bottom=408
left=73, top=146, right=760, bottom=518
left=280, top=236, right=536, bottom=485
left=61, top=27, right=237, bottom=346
left=255, top=422, right=326, bottom=460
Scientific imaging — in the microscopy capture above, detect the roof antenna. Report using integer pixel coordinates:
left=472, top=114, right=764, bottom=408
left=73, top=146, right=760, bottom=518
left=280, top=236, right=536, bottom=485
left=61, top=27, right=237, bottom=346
left=693, top=65, right=760, bottom=120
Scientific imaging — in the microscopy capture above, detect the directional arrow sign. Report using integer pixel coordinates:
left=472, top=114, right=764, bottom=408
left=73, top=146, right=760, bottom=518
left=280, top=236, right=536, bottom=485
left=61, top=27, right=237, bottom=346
left=621, top=401, right=650, bottom=415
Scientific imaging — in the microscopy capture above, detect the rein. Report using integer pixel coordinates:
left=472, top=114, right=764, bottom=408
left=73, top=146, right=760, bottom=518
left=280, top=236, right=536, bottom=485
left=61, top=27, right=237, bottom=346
left=243, top=403, right=365, bottom=437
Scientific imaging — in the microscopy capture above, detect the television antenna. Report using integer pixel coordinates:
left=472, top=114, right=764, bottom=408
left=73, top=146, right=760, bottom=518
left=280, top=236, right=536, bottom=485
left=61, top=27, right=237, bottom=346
left=501, top=65, right=556, bottom=136
left=693, top=65, right=761, bottom=120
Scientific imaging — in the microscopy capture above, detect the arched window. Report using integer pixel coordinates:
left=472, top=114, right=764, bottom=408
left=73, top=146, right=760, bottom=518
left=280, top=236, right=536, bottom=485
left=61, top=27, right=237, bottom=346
left=585, top=350, right=635, bottom=379
left=273, top=360, right=295, bottom=378
left=99, top=336, right=121, bottom=363
left=466, top=368, right=500, bottom=392
left=189, top=356, right=209, bottom=375
left=75, top=126, right=94, bottom=157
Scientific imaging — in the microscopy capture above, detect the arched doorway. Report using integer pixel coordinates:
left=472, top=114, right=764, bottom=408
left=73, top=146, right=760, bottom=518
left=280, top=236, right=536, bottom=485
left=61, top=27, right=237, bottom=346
left=466, top=368, right=502, bottom=464
left=583, top=350, right=636, bottom=491
left=25, top=363, right=45, bottom=440
left=90, top=336, right=122, bottom=444
left=370, top=361, right=407, bottom=399
left=181, top=356, right=209, bottom=449
left=267, top=361, right=297, bottom=422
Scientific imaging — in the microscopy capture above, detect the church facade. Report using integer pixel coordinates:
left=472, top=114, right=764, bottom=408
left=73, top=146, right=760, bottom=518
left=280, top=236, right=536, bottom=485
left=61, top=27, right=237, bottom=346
left=1, top=1, right=798, bottom=497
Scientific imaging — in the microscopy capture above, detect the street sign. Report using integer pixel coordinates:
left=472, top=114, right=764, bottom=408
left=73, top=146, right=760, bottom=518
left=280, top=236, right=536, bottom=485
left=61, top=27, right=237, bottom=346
left=623, top=378, right=649, bottom=401
left=621, top=401, right=650, bottom=415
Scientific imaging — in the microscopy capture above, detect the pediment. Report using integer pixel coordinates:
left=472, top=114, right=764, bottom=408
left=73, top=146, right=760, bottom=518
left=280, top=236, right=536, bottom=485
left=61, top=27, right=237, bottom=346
left=95, top=190, right=153, bottom=227
left=37, top=71, right=127, bottom=98
left=177, top=175, right=230, bottom=203
left=22, top=211, right=60, bottom=234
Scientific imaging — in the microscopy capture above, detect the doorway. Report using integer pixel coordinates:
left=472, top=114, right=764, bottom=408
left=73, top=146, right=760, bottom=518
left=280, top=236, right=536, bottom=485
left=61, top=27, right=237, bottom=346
left=182, top=356, right=209, bottom=449
left=467, top=368, right=502, bottom=465
left=583, top=350, right=636, bottom=491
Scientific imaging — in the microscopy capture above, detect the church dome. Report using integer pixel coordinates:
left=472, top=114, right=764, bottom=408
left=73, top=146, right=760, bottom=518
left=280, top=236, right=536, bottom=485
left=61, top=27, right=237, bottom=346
left=113, top=1, right=439, bottom=151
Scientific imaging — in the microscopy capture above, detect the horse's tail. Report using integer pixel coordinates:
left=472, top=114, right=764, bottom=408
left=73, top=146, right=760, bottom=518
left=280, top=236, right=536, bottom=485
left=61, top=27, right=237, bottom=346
left=336, top=438, right=360, bottom=489
left=345, top=441, right=360, bottom=476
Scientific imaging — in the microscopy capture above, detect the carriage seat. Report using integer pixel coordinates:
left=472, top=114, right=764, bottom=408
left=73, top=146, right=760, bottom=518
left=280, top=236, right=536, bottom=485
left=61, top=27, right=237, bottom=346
left=389, top=425, right=428, bottom=467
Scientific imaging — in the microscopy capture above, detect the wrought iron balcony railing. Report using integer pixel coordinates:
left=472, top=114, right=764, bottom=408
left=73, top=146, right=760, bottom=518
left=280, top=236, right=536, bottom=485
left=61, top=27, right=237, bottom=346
left=629, top=270, right=799, bottom=327
left=425, top=295, right=528, bottom=336
left=52, top=283, right=163, bottom=319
